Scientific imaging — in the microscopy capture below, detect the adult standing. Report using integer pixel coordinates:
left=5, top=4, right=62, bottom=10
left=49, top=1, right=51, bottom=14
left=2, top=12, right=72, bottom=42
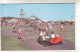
left=47, top=22, right=53, bottom=34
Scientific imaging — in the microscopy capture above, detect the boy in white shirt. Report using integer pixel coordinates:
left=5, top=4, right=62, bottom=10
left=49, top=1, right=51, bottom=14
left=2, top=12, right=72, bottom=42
left=51, top=31, right=59, bottom=38
left=51, top=31, right=56, bottom=38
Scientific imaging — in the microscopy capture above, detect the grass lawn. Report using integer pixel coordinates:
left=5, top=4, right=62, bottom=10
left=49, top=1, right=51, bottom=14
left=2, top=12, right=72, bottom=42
left=53, top=25, right=75, bottom=42
left=61, top=25, right=75, bottom=42
left=1, top=25, right=75, bottom=42
left=1, top=24, right=75, bottom=50
left=23, top=35, right=39, bottom=40
left=1, top=36, right=29, bottom=51
left=1, top=26, right=12, bottom=31
left=38, top=24, right=75, bottom=42
left=1, top=34, right=39, bottom=50
left=23, top=26, right=34, bottom=31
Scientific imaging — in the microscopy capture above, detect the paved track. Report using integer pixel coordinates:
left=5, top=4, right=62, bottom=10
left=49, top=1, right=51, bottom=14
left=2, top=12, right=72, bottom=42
left=23, top=40, right=75, bottom=50
left=1, top=30, right=75, bottom=50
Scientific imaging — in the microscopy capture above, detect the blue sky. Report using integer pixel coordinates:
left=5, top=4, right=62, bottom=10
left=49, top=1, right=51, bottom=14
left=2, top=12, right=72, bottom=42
left=1, top=4, right=75, bottom=21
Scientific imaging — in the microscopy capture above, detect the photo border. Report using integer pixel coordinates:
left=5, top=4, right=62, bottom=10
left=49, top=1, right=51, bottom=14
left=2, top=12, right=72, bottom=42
left=0, top=0, right=80, bottom=52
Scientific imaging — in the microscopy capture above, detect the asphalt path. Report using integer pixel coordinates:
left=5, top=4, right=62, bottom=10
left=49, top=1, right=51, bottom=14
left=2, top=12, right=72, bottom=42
left=1, top=30, right=75, bottom=50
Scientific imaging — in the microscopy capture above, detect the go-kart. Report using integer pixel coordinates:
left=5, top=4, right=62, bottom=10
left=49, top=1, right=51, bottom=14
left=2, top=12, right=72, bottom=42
left=37, top=36, right=63, bottom=47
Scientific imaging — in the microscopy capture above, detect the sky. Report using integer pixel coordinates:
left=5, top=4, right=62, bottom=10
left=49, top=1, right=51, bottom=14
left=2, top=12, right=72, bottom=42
left=1, top=4, right=75, bottom=21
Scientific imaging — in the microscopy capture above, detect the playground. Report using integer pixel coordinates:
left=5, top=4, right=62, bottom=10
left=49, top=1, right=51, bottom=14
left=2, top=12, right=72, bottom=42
left=1, top=7, right=75, bottom=50
left=1, top=24, right=75, bottom=50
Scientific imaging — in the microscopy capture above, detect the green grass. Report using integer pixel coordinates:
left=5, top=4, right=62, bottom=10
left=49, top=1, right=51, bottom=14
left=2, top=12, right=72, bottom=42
left=62, top=25, right=75, bottom=42
left=23, top=35, right=39, bottom=40
left=23, top=27, right=34, bottom=31
left=1, top=24, right=75, bottom=50
left=1, top=26, right=12, bottom=31
left=1, top=34, right=39, bottom=50
left=1, top=25, right=75, bottom=42
left=1, top=36, right=29, bottom=51
left=39, top=24, right=75, bottom=42
left=53, top=25, right=75, bottom=42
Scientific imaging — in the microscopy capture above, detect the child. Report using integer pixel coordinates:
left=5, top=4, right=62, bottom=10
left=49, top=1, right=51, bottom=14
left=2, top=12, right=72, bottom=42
left=47, top=22, right=52, bottom=30
left=17, top=27, right=24, bottom=41
left=51, top=31, right=56, bottom=38
left=40, top=29, right=46, bottom=40
left=51, top=31, right=59, bottom=38
left=45, top=23, right=49, bottom=31
left=12, top=24, right=16, bottom=33
left=60, top=24, right=64, bottom=34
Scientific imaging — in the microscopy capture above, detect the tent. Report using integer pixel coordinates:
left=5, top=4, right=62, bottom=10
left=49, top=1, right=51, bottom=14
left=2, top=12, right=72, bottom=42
left=8, top=19, right=17, bottom=23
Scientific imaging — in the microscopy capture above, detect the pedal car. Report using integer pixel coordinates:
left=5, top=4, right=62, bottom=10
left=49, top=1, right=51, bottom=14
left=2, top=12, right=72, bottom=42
left=50, top=37, right=63, bottom=44
left=37, top=36, right=63, bottom=46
